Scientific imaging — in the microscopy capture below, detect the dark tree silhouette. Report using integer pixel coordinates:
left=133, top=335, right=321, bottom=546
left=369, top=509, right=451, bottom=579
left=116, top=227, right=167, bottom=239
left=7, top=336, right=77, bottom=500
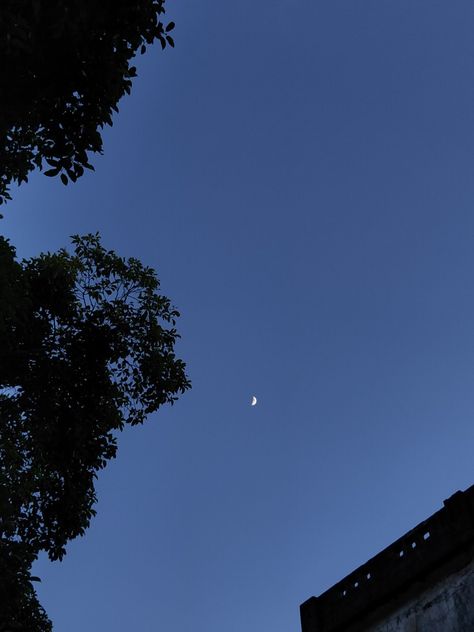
left=0, top=0, right=175, bottom=207
left=0, top=234, right=190, bottom=630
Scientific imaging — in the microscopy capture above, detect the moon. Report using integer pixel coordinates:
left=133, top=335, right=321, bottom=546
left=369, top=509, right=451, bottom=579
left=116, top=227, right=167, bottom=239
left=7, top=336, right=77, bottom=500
left=251, top=396, right=257, bottom=406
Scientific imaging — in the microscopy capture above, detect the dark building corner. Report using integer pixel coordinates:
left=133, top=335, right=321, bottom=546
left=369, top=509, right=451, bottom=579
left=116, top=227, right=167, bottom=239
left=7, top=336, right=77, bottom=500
left=300, top=484, right=474, bottom=632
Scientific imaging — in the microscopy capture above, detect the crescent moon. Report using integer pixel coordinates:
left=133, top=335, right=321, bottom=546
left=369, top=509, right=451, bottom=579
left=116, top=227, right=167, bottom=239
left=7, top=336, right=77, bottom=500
left=251, top=396, right=257, bottom=406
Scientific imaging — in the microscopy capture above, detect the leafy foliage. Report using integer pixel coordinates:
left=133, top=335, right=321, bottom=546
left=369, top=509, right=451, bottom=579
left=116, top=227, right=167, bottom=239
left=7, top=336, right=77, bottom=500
left=0, top=1, right=175, bottom=207
left=0, top=234, right=190, bottom=627
left=0, top=540, right=52, bottom=632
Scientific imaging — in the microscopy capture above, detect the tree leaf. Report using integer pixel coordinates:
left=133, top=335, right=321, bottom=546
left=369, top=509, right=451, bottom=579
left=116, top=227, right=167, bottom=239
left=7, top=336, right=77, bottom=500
left=0, top=4, right=178, bottom=206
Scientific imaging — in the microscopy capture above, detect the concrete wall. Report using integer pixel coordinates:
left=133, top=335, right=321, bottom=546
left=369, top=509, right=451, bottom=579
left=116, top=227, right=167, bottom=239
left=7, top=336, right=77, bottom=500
left=300, top=486, right=474, bottom=632
left=366, top=559, right=474, bottom=632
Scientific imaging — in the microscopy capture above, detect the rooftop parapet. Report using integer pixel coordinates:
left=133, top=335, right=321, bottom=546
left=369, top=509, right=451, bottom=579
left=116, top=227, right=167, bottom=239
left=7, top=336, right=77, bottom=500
left=300, top=484, right=474, bottom=632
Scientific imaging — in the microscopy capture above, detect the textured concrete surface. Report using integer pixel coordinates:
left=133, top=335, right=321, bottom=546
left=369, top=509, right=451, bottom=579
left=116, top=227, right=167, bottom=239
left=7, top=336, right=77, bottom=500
left=366, top=559, right=474, bottom=632
left=300, top=486, right=474, bottom=632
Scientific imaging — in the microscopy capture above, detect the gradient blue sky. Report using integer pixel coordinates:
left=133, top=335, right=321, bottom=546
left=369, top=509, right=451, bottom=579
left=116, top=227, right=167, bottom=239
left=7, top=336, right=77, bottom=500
left=3, top=1, right=474, bottom=630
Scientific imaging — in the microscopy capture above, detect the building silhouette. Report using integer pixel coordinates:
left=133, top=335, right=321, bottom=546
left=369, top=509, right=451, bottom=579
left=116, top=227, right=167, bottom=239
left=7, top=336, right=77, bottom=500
left=300, top=484, right=474, bottom=632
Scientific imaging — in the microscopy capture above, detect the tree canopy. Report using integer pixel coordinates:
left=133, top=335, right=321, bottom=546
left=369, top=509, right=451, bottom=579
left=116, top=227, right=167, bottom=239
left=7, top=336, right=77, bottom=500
left=0, top=234, right=190, bottom=630
left=0, top=0, right=175, bottom=207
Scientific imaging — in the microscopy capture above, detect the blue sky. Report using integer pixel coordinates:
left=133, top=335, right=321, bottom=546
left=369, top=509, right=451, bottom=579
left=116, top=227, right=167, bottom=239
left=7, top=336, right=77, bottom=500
left=3, top=1, right=474, bottom=630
